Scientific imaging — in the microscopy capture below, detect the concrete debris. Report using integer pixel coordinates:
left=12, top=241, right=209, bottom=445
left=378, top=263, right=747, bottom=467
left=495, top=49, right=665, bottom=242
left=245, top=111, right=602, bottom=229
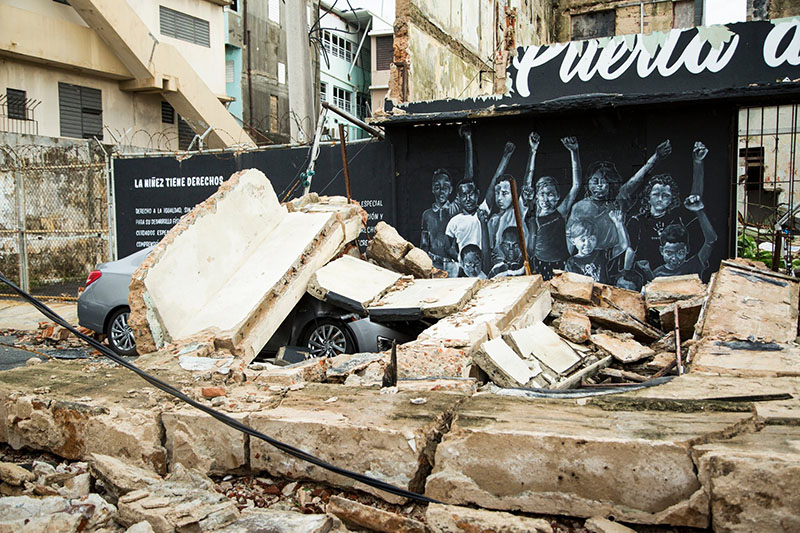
left=591, top=333, right=655, bottom=364
left=507, top=322, right=582, bottom=375
left=584, top=516, right=638, bottom=533
left=308, top=255, right=403, bottom=312
left=369, top=277, right=480, bottom=320
left=224, top=509, right=334, bottom=533
left=549, top=271, right=594, bottom=303
left=557, top=308, right=592, bottom=344
left=0, top=461, right=34, bottom=486
left=89, top=453, right=162, bottom=504
left=0, top=494, right=116, bottom=532
left=426, top=503, right=552, bottom=533
left=129, top=168, right=365, bottom=364
left=327, top=495, right=426, bottom=533
left=658, top=296, right=704, bottom=339
left=644, top=273, right=706, bottom=310
left=366, top=221, right=434, bottom=278
left=473, top=337, right=537, bottom=388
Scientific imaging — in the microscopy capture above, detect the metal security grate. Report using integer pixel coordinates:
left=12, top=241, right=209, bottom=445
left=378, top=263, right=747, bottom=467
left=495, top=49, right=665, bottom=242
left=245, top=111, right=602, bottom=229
left=736, top=104, right=800, bottom=276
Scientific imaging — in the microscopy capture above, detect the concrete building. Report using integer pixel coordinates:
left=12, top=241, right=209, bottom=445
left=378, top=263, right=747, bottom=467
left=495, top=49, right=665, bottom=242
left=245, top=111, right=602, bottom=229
left=317, top=0, right=381, bottom=141
left=0, top=0, right=252, bottom=150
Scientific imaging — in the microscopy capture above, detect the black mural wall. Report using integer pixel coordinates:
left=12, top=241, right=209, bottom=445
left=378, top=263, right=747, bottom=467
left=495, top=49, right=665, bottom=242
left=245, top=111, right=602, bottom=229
left=389, top=104, right=733, bottom=288
left=113, top=141, right=393, bottom=258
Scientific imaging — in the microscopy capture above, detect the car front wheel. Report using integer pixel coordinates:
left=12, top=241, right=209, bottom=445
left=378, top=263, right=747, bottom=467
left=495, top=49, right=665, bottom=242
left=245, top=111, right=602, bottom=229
left=106, top=307, right=137, bottom=356
left=301, top=318, right=355, bottom=358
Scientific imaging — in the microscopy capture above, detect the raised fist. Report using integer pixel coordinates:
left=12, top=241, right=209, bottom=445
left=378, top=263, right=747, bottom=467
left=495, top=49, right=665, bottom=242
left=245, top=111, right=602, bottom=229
left=561, top=136, right=579, bottom=152
left=693, top=141, right=708, bottom=162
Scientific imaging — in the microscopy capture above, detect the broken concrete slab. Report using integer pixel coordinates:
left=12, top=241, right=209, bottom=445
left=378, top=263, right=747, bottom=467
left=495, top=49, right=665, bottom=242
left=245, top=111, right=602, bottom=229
left=549, top=271, right=594, bottom=303
left=553, top=302, right=663, bottom=342
left=368, top=277, right=480, bottom=320
left=129, top=169, right=365, bottom=362
left=326, top=495, right=426, bottom=533
left=395, top=342, right=471, bottom=379
left=0, top=462, right=34, bottom=486
left=247, top=383, right=467, bottom=503
left=307, top=255, right=403, bottom=313
left=426, top=395, right=759, bottom=527
left=162, top=409, right=248, bottom=476
left=506, top=286, right=551, bottom=331
left=690, top=338, right=800, bottom=377
left=426, top=503, right=551, bottom=532
left=557, top=308, right=592, bottom=344
left=117, top=464, right=239, bottom=531
left=89, top=454, right=162, bottom=504
left=0, top=494, right=116, bottom=532
left=693, top=425, right=800, bottom=533
left=255, top=357, right=329, bottom=387
left=506, top=322, right=582, bottom=375
left=696, top=261, right=800, bottom=343
left=593, top=283, right=646, bottom=323
left=366, top=221, right=433, bottom=278
left=325, top=352, right=385, bottom=381
left=473, top=337, right=537, bottom=388
left=584, top=516, right=638, bottom=533
left=591, top=333, right=655, bottom=364
left=658, top=296, right=703, bottom=340
left=644, top=274, right=706, bottom=309
left=224, top=509, right=334, bottom=533
left=418, top=276, right=541, bottom=349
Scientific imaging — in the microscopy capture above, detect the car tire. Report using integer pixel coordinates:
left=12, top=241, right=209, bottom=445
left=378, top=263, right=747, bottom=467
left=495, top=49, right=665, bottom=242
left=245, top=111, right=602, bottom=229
left=301, top=318, right=355, bottom=358
left=106, top=307, right=137, bottom=356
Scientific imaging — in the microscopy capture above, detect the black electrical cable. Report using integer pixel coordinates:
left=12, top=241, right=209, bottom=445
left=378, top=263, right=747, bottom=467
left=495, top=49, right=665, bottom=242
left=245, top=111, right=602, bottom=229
left=0, top=274, right=441, bottom=504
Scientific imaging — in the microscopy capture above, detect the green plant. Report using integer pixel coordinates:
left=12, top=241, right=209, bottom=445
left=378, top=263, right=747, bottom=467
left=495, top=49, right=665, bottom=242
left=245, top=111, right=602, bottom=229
left=737, top=232, right=784, bottom=269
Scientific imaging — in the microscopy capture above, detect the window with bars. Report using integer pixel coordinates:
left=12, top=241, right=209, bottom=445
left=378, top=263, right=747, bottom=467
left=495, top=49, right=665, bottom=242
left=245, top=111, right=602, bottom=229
left=6, top=89, right=27, bottom=120
left=160, top=6, right=210, bottom=47
left=161, top=101, right=175, bottom=124
left=322, top=30, right=354, bottom=63
left=269, top=0, right=280, bottom=23
left=320, top=82, right=327, bottom=103
left=356, top=93, right=369, bottom=119
left=178, top=117, right=194, bottom=150
left=332, top=86, right=352, bottom=113
left=58, top=82, right=102, bottom=140
left=375, top=36, right=393, bottom=71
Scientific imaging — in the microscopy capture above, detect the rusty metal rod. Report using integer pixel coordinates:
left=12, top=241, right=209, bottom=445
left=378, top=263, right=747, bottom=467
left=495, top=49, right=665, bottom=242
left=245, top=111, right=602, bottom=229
left=509, top=179, right=531, bottom=275
left=338, top=123, right=352, bottom=203
left=674, top=303, right=683, bottom=376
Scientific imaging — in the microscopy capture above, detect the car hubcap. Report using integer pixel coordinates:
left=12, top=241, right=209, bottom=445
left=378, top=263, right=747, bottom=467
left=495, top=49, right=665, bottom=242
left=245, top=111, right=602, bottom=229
left=307, top=324, right=347, bottom=358
left=110, top=312, right=135, bottom=352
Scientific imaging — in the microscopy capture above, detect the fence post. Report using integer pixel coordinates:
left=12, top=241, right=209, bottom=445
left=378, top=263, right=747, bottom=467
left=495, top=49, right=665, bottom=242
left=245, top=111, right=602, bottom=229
left=14, top=165, right=28, bottom=292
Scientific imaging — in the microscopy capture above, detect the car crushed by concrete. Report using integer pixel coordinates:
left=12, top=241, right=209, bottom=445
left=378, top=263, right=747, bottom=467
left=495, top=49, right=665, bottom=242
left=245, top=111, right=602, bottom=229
left=0, top=168, right=799, bottom=533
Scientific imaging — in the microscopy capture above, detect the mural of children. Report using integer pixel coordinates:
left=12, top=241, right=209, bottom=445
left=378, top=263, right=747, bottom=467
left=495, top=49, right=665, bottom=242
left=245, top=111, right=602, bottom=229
left=488, top=227, right=526, bottom=278
left=420, top=126, right=476, bottom=278
left=564, top=210, right=631, bottom=284
left=524, top=136, right=582, bottom=280
left=652, top=194, right=717, bottom=278
left=483, top=142, right=518, bottom=264
left=460, top=244, right=488, bottom=279
left=568, top=140, right=672, bottom=251
left=445, top=179, right=491, bottom=275
left=627, top=141, right=707, bottom=272
left=420, top=169, right=459, bottom=276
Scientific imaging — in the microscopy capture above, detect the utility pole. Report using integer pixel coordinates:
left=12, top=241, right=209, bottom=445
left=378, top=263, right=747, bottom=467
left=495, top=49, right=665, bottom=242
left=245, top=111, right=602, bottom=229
left=286, top=0, right=316, bottom=143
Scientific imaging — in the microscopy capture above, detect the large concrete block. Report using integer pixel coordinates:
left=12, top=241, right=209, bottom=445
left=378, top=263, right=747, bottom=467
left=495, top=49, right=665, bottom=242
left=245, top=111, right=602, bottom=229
left=129, top=169, right=365, bottom=362
left=308, top=255, right=403, bottom=312
left=425, top=395, right=758, bottom=527
left=694, top=426, right=800, bottom=532
left=369, top=277, right=480, bottom=320
left=162, top=409, right=248, bottom=475
left=506, top=322, right=582, bottom=375
left=691, top=338, right=800, bottom=377
left=247, top=383, right=467, bottom=503
left=697, top=262, right=800, bottom=343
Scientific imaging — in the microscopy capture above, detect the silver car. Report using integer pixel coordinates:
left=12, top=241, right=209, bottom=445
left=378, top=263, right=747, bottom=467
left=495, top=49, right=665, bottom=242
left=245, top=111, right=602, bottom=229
left=77, top=248, right=418, bottom=357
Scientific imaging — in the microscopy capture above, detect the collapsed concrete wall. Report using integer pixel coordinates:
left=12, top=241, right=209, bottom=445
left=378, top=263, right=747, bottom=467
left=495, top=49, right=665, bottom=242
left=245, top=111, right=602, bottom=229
left=128, top=168, right=365, bottom=362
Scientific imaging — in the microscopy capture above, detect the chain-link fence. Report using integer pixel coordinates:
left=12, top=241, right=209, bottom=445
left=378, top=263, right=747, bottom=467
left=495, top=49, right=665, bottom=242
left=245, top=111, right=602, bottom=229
left=0, top=139, right=110, bottom=301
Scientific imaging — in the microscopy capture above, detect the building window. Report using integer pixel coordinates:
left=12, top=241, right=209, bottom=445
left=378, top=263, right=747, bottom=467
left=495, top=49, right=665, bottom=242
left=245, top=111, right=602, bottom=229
left=6, top=89, right=27, bottom=120
left=323, top=30, right=354, bottom=63
left=269, top=0, right=280, bottom=23
left=356, top=93, right=369, bottom=119
left=332, top=86, right=352, bottom=113
left=228, top=0, right=238, bottom=12
left=673, top=0, right=694, bottom=28
left=278, top=62, right=286, bottom=84
left=161, top=101, right=175, bottom=124
left=320, top=82, right=327, bottom=103
left=375, top=36, right=393, bottom=71
left=740, top=147, right=765, bottom=192
left=269, top=95, right=279, bottom=132
left=178, top=117, right=194, bottom=150
left=226, top=60, right=235, bottom=83
left=58, top=82, right=102, bottom=140
left=160, top=6, right=210, bottom=47
left=571, top=9, right=615, bottom=40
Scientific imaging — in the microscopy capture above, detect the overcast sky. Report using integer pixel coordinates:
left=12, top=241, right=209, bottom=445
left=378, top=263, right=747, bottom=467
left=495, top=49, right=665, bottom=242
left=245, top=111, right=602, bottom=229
left=704, top=0, right=747, bottom=25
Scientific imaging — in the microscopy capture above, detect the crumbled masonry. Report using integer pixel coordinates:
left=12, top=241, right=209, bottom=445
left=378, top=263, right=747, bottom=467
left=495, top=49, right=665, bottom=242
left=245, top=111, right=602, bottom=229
left=1, top=174, right=799, bottom=531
